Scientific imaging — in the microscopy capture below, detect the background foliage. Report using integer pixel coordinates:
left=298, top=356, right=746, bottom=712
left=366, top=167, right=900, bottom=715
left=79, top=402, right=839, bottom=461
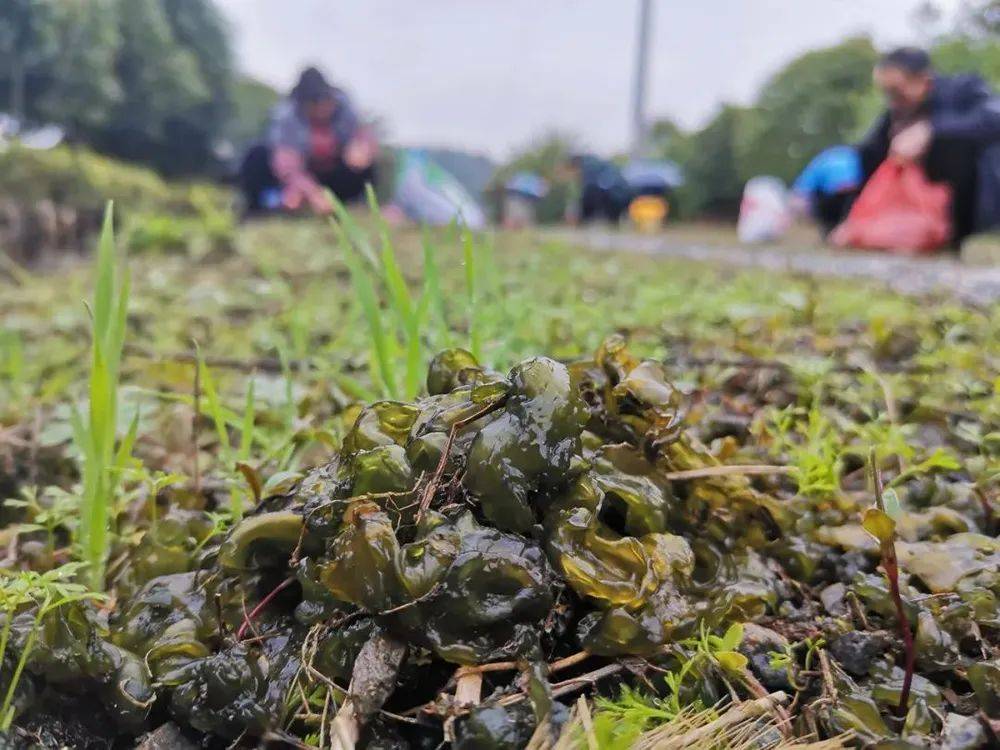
left=0, top=0, right=275, bottom=176
left=646, top=1, right=1000, bottom=218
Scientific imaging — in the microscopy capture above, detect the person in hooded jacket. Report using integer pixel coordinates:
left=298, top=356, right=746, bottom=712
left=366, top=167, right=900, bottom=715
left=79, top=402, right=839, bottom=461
left=239, top=67, right=378, bottom=216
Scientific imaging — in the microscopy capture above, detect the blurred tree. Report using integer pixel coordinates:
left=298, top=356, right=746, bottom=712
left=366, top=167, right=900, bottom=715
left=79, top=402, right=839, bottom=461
left=88, top=0, right=207, bottom=170
left=226, top=76, right=280, bottom=152
left=956, top=0, right=999, bottom=36
left=0, top=0, right=236, bottom=176
left=93, top=0, right=226, bottom=175
left=932, top=36, right=1000, bottom=86
left=35, top=1, right=122, bottom=137
left=931, top=0, right=1000, bottom=88
left=159, top=0, right=236, bottom=173
left=648, top=118, right=693, bottom=164
left=676, top=105, right=749, bottom=219
left=0, top=0, right=58, bottom=123
left=646, top=118, right=694, bottom=216
left=737, top=37, right=878, bottom=184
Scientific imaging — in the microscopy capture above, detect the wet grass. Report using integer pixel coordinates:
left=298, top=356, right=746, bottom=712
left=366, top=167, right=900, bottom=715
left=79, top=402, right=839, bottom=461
left=0, top=210, right=997, bottom=746
left=71, top=205, right=135, bottom=590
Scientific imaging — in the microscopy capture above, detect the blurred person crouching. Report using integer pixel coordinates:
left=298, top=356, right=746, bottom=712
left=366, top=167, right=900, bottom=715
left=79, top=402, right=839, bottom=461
left=562, top=154, right=632, bottom=225
left=790, top=145, right=862, bottom=237
left=858, top=47, right=1000, bottom=245
left=239, top=67, right=378, bottom=216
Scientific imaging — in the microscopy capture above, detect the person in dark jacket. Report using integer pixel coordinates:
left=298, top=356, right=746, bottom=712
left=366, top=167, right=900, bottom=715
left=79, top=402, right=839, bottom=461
left=239, top=67, right=378, bottom=216
left=858, top=47, right=1000, bottom=244
left=564, top=154, right=633, bottom=224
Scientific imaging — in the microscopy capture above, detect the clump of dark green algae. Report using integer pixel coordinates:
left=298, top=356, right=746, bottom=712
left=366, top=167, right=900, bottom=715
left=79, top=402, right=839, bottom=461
left=2, top=338, right=997, bottom=748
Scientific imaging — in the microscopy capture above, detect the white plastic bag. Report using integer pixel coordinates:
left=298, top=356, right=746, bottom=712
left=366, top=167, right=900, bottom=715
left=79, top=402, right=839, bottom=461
left=738, top=176, right=789, bottom=244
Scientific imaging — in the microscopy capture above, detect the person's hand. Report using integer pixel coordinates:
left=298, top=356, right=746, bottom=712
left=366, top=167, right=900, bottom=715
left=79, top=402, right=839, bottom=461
left=788, top=193, right=810, bottom=219
left=305, top=186, right=334, bottom=215
left=282, top=184, right=304, bottom=211
left=344, top=135, right=376, bottom=171
left=284, top=182, right=332, bottom=215
left=890, top=120, right=932, bottom=163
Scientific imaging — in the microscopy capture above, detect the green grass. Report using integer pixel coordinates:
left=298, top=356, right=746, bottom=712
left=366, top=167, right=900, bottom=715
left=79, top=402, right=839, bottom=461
left=195, top=346, right=245, bottom=522
left=365, top=185, right=428, bottom=399
left=69, top=203, right=133, bottom=590
left=461, top=229, right=482, bottom=360
left=332, top=210, right=399, bottom=398
left=329, top=190, right=457, bottom=400
left=0, top=209, right=996, bottom=745
left=0, top=563, right=107, bottom=729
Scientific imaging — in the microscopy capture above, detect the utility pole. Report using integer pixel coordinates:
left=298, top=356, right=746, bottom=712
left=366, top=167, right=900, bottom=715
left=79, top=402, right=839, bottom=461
left=631, top=0, right=653, bottom=159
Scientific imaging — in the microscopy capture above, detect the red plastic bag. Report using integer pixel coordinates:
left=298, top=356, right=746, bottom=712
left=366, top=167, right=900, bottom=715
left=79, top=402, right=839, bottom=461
left=831, top=160, right=952, bottom=253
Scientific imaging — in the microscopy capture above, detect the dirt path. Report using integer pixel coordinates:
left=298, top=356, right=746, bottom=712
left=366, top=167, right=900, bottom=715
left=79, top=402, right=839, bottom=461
left=556, top=228, right=1000, bottom=306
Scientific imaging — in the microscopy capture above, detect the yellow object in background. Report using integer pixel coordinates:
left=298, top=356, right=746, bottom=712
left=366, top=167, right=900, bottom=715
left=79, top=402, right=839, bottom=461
left=629, top=195, right=668, bottom=232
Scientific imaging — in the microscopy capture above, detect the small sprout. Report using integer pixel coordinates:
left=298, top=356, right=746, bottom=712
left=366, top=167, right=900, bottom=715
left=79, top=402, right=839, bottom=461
left=881, top=487, right=903, bottom=521
left=767, top=399, right=842, bottom=499
left=122, top=467, right=185, bottom=534
left=890, top=448, right=962, bottom=488
left=236, top=462, right=262, bottom=504
left=714, top=650, right=749, bottom=673
left=863, top=448, right=915, bottom=717
left=861, top=506, right=896, bottom=545
left=191, top=511, right=235, bottom=555
left=4, top=486, right=79, bottom=555
left=768, top=645, right=803, bottom=690
left=803, top=636, right=826, bottom=671
left=681, top=622, right=748, bottom=677
left=0, top=563, right=108, bottom=730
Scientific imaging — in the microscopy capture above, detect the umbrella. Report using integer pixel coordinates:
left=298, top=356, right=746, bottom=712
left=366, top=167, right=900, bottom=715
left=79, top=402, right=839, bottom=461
left=504, top=172, right=549, bottom=200
left=622, top=160, right=684, bottom=191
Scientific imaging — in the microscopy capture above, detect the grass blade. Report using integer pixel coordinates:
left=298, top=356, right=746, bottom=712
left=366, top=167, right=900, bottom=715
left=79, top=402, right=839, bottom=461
left=194, top=345, right=246, bottom=520
left=85, top=343, right=112, bottom=585
left=197, top=355, right=231, bottom=460
left=110, top=408, right=141, bottom=502
left=421, top=230, right=450, bottom=349
left=239, top=377, right=256, bottom=462
left=365, top=185, right=424, bottom=397
left=75, top=201, right=129, bottom=590
left=106, top=261, right=131, bottom=383
left=331, top=372, right=377, bottom=403
left=374, top=214, right=414, bottom=325
left=329, top=192, right=378, bottom=268
left=277, top=344, right=296, bottom=431
left=329, top=214, right=398, bottom=398
left=404, top=298, right=427, bottom=400
left=462, top=229, right=482, bottom=360
left=92, top=203, right=115, bottom=346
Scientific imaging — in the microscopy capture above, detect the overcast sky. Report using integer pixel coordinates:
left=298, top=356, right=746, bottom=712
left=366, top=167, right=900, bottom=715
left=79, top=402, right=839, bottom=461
left=216, top=0, right=959, bottom=159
